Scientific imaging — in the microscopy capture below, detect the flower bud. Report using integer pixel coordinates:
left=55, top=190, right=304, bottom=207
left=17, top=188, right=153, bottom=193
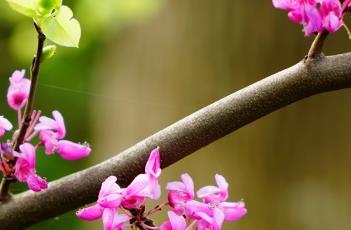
left=41, top=45, right=57, bottom=63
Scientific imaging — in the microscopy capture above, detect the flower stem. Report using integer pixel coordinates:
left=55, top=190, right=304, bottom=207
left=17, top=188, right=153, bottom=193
left=0, top=23, right=46, bottom=201
left=0, top=177, right=15, bottom=201
left=14, top=23, right=46, bottom=151
left=306, top=30, right=329, bottom=61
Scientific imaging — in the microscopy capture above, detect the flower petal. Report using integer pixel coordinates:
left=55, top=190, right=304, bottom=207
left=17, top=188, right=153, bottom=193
left=56, top=140, right=91, bottom=160
left=76, top=204, right=104, bottom=220
left=145, top=147, right=161, bottom=178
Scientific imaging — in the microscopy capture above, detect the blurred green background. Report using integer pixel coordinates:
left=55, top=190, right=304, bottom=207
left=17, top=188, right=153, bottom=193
left=1, top=0, right=351, bottom=229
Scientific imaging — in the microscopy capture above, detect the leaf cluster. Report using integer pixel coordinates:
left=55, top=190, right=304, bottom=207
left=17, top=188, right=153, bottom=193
left=7, top=0, right=81, bottom=47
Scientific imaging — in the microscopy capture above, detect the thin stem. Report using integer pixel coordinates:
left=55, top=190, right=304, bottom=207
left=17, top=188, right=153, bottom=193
left=145, top=202, right=169, bottom=217
left=0, top=177, right=14, bottom=201
left=306, top=30, right=329, bottom=61
left=185, top=220, right=197, bottom=230
left=17, top=110, right=22, bottom=129
left=14, top=23, right=45, bottom=151
left=0, top=23, right=46, bottom=201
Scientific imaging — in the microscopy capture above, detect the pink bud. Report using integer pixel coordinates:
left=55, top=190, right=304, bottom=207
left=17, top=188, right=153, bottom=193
left=56, top=140, right=91, bottom=160
left=7, top=70, right=31, bottom=110
left=76, top=204, right=104, bottom=221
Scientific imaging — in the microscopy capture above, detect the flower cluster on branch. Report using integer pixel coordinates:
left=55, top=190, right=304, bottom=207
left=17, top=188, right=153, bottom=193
left=0, top=70, right=91, bottom=192
left=76, top=148, right=247, bottom=230
left=273, top=0, right=351, bottom=35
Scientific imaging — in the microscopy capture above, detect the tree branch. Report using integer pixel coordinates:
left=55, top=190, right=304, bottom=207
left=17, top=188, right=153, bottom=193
left=1, top=53, right=351, bottom=229
left=306, top=31, right=329, bottom=60
left=0, top=23, right=46, bottom=201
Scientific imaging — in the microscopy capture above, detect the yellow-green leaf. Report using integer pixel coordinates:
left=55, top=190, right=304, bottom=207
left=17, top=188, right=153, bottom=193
left=6, top=0, right=38, bottom=17
left=40, top=5, right=81, bottom=48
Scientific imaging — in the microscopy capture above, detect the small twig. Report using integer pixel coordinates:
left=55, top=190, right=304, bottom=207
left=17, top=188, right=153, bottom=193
left=0, top=23, right=46, bottom=201
left=14, top=23, right=46, bottom=151
left=306, top=30, right=329, bottom=61
left=0, top=177, right=15, bottom=202
left=342, top=21, right=351, bottom=39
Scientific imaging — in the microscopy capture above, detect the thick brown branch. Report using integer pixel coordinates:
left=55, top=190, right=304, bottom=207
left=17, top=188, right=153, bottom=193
left=1, top=53, right=351, bottom=229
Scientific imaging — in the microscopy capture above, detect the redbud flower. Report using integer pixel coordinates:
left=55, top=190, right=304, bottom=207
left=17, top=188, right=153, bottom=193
left=102, top=208, right=130, bottom=230
left=35, top=110, right=91, bottom=160
left=0, top=116, right=13, bottom=137
left=77, top=149, right=246, bottom=229
left=196, top=208, right=225, bottom=230
left=14, top=143, right=47, bottom=192
left=320, top=0, right=343, bottom=32
left=38, top=130, right=59, bottom=154
left=160, top=211, right=186, bottom=230
left=35, top=110, right=66, bottom=139
left=189, top=174, right=247, bottom=222
left=273, top=0, right=343, bottom=36
left=77, top=176, right=123, bottom=220
left=56, top=140, right=91, bottom=160
left=77, top=178, right=130, bottom=230
left=7, top=70, right=31, bottom=110
left=166, top=173, right=195, bottom=215
left=197, top=174, right=229, bottom=203
left=77, top=148, right=161, bottom=227
left=121, top=147, right=161, bottom=208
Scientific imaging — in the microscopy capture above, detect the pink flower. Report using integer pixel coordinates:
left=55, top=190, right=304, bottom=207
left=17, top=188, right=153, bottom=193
left=320, top=0, right=342, bottom=32
left=14, top=143, right=47, bottom=192
left=196, top=174, right=247, bottom=221
left=197, top=174, right=228, bottom=203
left=184, top=175, right=246, bottom=229
left=273, top=0, right=343, bottom=35
left=76, top=204, right=104, bottom=221
left=272, top=0, right=297, bottom=10
left=7, top=70, right=31, bottom=110
left=302, top=3, right=323, bottom=36
left=121, top=147, right=161, bottom=208
left=56, top=140, right=91, bottom=160
left=102, top=208, right=130, bottom=230
left=97, top=176, right=124, bottom=209
left=77, top=177, right=130, bottom=229
left=160, top=211, right=186, bottom=230
left=121, top=173, right=149, bottom=209
left=0, top=116, right=12, bottom=137
left=166, top=173, right=194, bottom=215
left=35, top=110, right=66, bottom=139
left=35, top=111, right=91, bottom=160
left=196, top=208, right=224, bottom=230
left=77, top=176, right=124, bottom=220
left=143, top=147, right=161, bottom=199
left=38, top=130, right=59, bottom=154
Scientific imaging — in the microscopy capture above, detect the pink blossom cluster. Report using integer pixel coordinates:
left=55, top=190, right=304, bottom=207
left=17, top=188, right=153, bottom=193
left=0, top=70, right=91, bottom=191
left=272, top=0, right=350, bottom=36
left=76, top=148, right=247, bottom=230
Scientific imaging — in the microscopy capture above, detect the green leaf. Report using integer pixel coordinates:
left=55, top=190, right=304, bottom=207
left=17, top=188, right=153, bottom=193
left=40, top=5, right=81, bottom=48
left=6, top=0, right=38, bottom=17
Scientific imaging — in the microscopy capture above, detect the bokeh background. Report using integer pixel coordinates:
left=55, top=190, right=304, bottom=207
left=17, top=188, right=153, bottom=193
left=1, top=0, right=351, bottom=229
